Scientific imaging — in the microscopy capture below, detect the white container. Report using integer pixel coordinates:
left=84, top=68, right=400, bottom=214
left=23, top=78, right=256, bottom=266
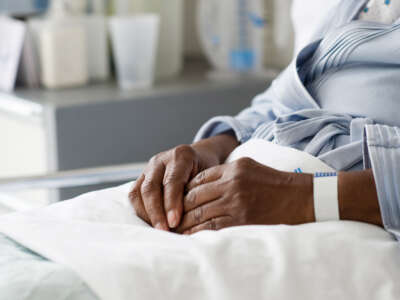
left=40, top=22, right=89, bottom=89
left=113, top=0, right=183, bottom=80
left=64, top=0, right=88, bottom=15
left=109, top=14, right=160, bottom=89
left=29, top=15, right=109, bottom=85
left=152, top=0, right=183, bottom=79
left=28, top=0, right=91, bottom=89
left=87, top=0, right=106, bottom=14
left=79, top=16, right=110, bottom=81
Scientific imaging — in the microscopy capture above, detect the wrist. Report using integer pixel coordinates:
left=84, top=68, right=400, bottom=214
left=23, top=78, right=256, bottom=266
left=286, top=172, right=315, bottom=225
left=298, top=173, right=315, bottom=224
left=298, top=170, right=382, bottom=226
left=338, top=170, right=383, bottom=227
left=192, top=134, right=239, bottom=165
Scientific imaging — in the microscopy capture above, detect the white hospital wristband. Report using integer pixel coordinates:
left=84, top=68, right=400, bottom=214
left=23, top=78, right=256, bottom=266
left=313, top=172, right=340, bottom=222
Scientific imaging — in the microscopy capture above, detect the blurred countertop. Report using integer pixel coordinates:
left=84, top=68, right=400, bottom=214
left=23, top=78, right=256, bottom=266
left=0, top=60, right=278, bottom=121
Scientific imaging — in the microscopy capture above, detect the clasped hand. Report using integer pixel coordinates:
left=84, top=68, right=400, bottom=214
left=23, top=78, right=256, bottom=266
left=130, top=143, right=314, bottom=235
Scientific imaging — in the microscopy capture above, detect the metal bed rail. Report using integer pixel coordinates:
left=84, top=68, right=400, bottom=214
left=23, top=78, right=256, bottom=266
left=0, top=163, right=146, bottom=192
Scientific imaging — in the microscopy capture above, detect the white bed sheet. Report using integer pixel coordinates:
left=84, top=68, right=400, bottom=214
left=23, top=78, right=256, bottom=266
left=1, top=185, right=400, bottom=300
left=0, top=233, right=97, bottom=300
left=1, top=140, right=400, bottom=300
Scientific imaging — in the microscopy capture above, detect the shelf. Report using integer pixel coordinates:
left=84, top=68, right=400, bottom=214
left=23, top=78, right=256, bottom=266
left=0, top=61, right=278, bottom=114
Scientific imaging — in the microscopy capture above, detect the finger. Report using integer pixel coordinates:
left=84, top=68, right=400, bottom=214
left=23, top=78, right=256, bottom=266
left=186, top=164, right=225, bottom=191
left=141, top=162, right=169, bottom=231
left=183, top=216, right=233, bottom=235
left=163, top=159, right=194, bottom=228
left=176, top=197, right=227, bottom=233
left=129, top=175, right=150, bottom=224
left=184, top=181, right=223, bottom=213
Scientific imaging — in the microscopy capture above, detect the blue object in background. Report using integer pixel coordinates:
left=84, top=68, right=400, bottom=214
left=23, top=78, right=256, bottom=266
left=0, top=0, right=49, bottom=15
left=230, top=0, right=260, bottom=72
left=34, top=0, right=49, bottom=10
left=248, top=12, right=267, bottom=28
left=230, top=50, right=255, bottom=72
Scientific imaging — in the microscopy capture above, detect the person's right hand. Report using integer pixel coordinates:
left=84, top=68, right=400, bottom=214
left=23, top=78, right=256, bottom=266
left=129, top=134, right=239, bottom=231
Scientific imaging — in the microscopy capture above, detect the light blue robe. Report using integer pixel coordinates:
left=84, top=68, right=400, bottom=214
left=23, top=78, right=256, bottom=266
left=195, top=0, right=400, bottom=240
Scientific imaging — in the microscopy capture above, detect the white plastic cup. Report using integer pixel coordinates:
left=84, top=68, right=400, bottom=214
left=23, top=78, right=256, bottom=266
left=80, top=16, right=110, bottom=81
left=109, top=14, right=160, bottom=90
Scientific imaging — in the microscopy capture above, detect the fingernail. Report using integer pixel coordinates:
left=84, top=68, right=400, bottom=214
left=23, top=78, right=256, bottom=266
left=167, top=210, right=178, bottom=228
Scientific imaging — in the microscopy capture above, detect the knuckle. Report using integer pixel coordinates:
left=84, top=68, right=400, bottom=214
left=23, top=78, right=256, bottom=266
left=148, top=155, right=158, bottom=164
left=173, top=144, right=194, bottom=160
left=196, top=170, right=207, bottom=185
left=231, top=171, right=246, bottom=187
left=148, top=155, right=162, bottom=168
left=185, top=190, right=197, bottom=209
left=231, top=172, right=244, bottom=183
left=234, top=157, right=253, bottom=169
left=141, top=179, right=158, bottom=195
left=194, top=206, right=203, bottom=223
left=230, top=158, right=252, bottom=180
left=209, top=218, right=217, bottom=231
left=129, top=187, right=140, bottom=202
left=163, top=171, right=184, bottom=187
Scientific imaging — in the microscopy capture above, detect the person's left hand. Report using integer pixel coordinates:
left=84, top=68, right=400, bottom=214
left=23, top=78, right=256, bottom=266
left=175, top=157, right=315, bottom=235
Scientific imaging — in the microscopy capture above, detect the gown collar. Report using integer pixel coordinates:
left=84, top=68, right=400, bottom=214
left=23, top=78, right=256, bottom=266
left=310, top=0, right=370, bottom=41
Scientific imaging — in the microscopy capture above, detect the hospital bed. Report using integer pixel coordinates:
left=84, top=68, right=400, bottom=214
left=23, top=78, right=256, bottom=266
left=0, top=163, right=145, bottom=214
left=1, top=159, right=400, bottom=300
left=2, top=2, right=400, bottom=299
left=0, top=163, right=145, bottom=193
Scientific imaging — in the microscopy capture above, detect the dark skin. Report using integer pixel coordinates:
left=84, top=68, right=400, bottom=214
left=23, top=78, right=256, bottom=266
left=130, top=134, right=383, bottom=234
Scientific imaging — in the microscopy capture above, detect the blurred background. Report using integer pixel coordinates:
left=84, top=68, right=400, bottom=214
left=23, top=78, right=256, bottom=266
left=0, top=0, right=295, bottom=212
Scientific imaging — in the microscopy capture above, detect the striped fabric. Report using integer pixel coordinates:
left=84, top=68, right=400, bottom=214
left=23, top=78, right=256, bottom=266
left=364, top=125, right=400, bottom=240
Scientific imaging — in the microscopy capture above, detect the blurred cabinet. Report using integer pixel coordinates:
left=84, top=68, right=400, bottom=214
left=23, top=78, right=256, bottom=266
left=0, top=97, right=52, bottom=209
left=0, top=111, right=47, bottom=177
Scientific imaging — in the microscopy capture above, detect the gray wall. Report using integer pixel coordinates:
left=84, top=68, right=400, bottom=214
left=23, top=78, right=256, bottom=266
left=56, top=80, right=268, bottom=200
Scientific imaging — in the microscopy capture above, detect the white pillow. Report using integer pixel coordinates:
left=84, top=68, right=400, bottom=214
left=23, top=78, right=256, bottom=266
left=291, top=0, right=342, bottom=53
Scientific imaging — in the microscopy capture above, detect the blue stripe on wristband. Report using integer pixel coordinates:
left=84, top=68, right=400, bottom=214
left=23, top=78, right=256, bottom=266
left=314, top=172, right=337, bottom=178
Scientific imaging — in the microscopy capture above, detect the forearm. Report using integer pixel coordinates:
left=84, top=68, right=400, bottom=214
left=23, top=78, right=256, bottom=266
left=338, top=169, right=383, bottom=227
